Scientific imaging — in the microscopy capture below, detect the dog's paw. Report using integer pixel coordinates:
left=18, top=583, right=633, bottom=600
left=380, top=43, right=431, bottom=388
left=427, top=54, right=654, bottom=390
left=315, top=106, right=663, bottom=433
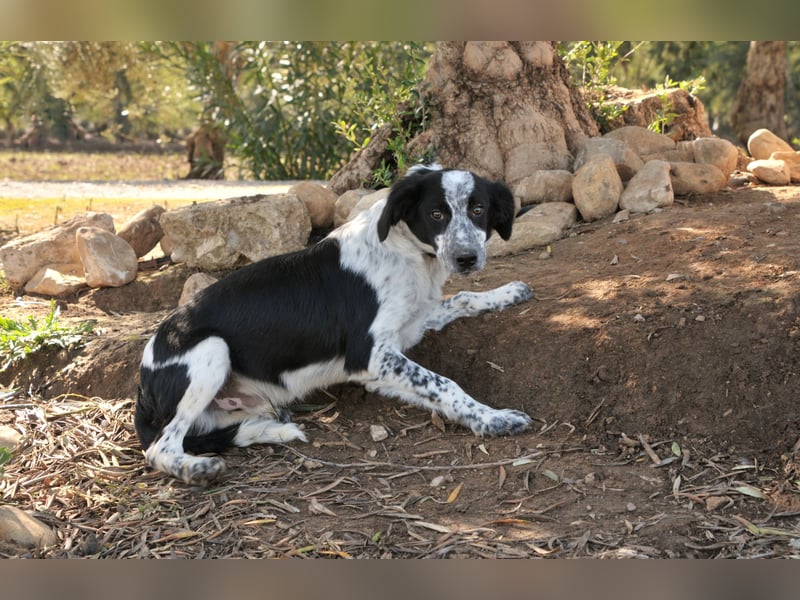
left=182, top=456, right=226, bottom=486
left=474, top=408, right=533, bottom=437
left=504, top=281, right=533, bottom=305
left=275, top=422, right=308, bottom=443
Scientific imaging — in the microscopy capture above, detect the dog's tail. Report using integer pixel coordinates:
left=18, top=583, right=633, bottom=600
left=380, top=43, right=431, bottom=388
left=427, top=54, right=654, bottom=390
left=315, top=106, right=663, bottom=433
left=135, top=381, right=239, bottom=455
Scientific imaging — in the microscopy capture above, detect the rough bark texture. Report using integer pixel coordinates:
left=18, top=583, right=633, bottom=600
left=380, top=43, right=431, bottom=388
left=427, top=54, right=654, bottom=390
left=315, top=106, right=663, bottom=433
left=730, top=41, right=788, bottom=146
left=328, top=41, right=600, bottom=193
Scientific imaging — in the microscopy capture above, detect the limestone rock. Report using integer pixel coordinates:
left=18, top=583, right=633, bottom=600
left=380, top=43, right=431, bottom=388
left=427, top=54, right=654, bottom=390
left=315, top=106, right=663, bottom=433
left=0, top=505, right=57, bottom=549
left=747, top=159, right=791, bottom=185
left=573, top=137, right=644, bottom=181
left=0, top=212, right=114, bottom=289
left=178, top=272, right=218, bottom=306
left=604, top=126, right=676, bottom=157
left=487, top=202, right=577, bottom=256
left=75, top=227, right=138, bottom=288
left=116, top=205, right=165, bottom=258
left=602, top=88, right=712, bottom=141
left=748, top=128, right=794, bottom=160
left=159, top=194, right=312, bottom=270
left=347, top=188, right=390, bottom=222
left=572, top=154, right=623, bottom=222
left=619, top=160, right=674, bottom=213
left=768, top=151, right=800, bottom=182
left=669, top=162, right=727, bottom=195
left=334, top=189, right=371, bottom=227
left=692, top=137, right=739, bottom=179
left=23, top=263, right=85, bottom=297
left=0, top=425, right=21, bottom=451
left=289, top=181, right=337, bottom=229
left=513, top=170, right=573, bottom=207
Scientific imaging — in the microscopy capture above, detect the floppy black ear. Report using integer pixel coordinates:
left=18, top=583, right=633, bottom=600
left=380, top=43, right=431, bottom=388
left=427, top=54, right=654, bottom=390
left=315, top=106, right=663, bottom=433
left=487, top=181, right=516, bottom=241
left=377, top=172, right=425, bottom=242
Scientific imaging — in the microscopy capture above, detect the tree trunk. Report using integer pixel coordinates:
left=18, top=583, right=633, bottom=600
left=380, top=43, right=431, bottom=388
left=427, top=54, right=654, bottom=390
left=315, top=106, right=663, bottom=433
left=329, top=41, right=599, bottom=194
left=730, top=41, right=788, bottom=145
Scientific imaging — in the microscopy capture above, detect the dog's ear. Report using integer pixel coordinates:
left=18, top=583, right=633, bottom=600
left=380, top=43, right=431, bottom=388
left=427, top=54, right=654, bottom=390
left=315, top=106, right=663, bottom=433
left=377, top=170, right=427, bottom=242
left=487, top=181, right=516, bottom=241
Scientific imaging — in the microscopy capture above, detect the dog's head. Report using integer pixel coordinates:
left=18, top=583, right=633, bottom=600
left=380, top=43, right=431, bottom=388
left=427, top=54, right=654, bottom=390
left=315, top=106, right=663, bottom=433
left=377, top=165, right=516, bottom=274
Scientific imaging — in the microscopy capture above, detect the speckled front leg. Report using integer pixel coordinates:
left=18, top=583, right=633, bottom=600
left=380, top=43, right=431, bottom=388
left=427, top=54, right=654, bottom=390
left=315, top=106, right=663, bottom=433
left=423, top=281, right=532, bottom=331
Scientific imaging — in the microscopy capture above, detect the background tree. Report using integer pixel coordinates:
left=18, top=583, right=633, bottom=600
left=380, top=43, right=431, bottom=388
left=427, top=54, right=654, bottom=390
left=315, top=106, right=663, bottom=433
left=729, top=41, right=788, bottom=145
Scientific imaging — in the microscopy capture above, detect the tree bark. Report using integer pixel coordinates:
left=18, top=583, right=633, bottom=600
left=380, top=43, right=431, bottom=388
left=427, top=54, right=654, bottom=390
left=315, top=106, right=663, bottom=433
left=730, top=41, right=788, bottom=145
left=329, top=41, right=599, bottom=194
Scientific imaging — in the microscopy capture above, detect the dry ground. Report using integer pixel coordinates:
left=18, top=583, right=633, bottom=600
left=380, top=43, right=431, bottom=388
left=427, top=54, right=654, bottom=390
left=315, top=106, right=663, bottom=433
left=3, top=176, right=800, bottom=558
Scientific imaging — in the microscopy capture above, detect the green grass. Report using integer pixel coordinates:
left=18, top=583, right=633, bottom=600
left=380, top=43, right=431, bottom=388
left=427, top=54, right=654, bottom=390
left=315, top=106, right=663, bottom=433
left=0, top=299, right=94, bottom=372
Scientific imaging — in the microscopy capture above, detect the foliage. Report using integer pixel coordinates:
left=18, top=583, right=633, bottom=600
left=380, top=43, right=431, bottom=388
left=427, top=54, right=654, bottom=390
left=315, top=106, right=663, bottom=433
left=157, top=41, right=433, bottom=181
left=0, top=300, right=94, bottom=372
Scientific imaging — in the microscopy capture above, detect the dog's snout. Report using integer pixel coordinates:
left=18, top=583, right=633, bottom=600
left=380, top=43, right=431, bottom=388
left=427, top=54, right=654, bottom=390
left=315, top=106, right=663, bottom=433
left=456, top=254, right=478, bottom=269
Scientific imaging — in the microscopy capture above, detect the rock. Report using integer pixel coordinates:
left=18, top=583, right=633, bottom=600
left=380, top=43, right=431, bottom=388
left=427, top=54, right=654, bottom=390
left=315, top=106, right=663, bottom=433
left=572, top=154, right=623, bottom=221
left=640, top=143, right=695, bottom=164
left=513, top=170, right=573, bottom=207
left=669, top=162, right=727, bottom=195
left=334, top=189, right=371, bottom=227
left=602, top=88, right=712, bottom=141
left=159, top=194, right=312, bottom=270
left=0, top=425, right=21, bottom=451
left=619, top=160, right=674, bottom=213
left=573, top=137, right=644, bottom=181
left=75, top=227, right=138, bottom=288
left=116, top=205, right=165, bottom=258
left=370, top=424, right=389, bottom=442
left=178, top=273, right=218, bottom=306
left=23, top=263, right=85, bottom=297
left=747, top=159, right=791, bottom=185
left=692, top=137, right=739, bottom=178
left=768, top=151, right=800, bottom=182
left=604, top=126, right=676, bottom=156
left=347, top=188, right=390, bottom=222
left=0, top=505, right=57, bottom=549
left=487, top=202, right=577, bottom=256
left=0, top=212, right=114, bottom=289
left=289, top=181, right=337, bottom=229
left=748, top=128, right=794, bottom=160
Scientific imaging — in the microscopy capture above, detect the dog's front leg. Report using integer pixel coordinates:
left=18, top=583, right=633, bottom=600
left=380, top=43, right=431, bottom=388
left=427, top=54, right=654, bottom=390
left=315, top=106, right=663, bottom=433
left=423, top=281, right=532, bottom=331
left=366, top=345, right=532, bottom=437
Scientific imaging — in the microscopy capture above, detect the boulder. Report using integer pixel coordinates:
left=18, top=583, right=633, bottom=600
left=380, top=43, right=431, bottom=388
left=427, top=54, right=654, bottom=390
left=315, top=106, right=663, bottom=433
left=76, top=227, right=138, bottom=288
left=0, top=425, right=22, bottom=451
left=334, top=189, right=371, bottom=227
left=572, top=154, right=623, bottom=222
left=573, top=137, right=643, bottom=181
left=178, top=272, right=218, bottom=306
left=159, top=194, right=311, bottom=270
left=768, top=151, right=800, bottom=182
left=513, top=170, right=573, bottom=207
left=23, top=263, right=85, bottom=297
left=604, top=126, right=676, bottom=156
left=619, top=160, right=674, bottom=213
left=0, top=505, right=57, bottom=549
left=487, top=202, right=577, bottom=257
left=116, top=205, right=165, bottom=258
left=669, top=162, right=727, bottom=195
left=347, top=188, right=390, bottom=222
left=692, top=137, right=739, bottom=178
left=747, top=159, right=791, bottom=185
left=289, top=181, right=337, bottom=229
left=748, top=128, right=794, bottom=160
left=0, top=212, right=114, bottom=289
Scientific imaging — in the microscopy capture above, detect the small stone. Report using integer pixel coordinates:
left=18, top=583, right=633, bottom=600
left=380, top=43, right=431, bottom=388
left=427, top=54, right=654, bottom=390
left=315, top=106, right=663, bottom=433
left=695, top=315, right=706, bottom=322
left=75, top=227, right=138, bottom=288
left=430, top=475, right=445, bottom=487
left=0, top=425, right=22, bottom=451
left=613, top=209, right=630, bottom=223
left=626, top=502, right=637, bottom=512
left=0, top=505, right=57, bottom=549
left=370, top=424, right=389, bottom=442
left=633, top=313, right=646, bottom=323
left=178, top=273, right=218, bottom=306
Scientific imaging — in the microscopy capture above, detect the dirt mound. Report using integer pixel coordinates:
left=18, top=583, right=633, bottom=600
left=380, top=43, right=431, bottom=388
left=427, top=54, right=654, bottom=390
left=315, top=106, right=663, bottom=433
left=2, top=184, right=800, bottom=558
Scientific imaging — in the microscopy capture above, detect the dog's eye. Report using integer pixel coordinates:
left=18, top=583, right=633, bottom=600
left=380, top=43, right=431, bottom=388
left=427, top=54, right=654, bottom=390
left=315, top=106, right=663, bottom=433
left=430, top=209, right=445, bottom=221
left=471, top=205, right=484, bottom=217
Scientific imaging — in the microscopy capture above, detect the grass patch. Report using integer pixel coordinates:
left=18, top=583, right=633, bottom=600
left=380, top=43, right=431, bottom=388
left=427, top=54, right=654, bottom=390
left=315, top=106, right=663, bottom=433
left=0, top=300, right=94, bottom=372
left=0, top=150, right=187, bottom=181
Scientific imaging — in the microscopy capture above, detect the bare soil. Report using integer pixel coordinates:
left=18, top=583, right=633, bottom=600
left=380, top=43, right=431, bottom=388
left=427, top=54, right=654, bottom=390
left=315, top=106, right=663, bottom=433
left=3, top=183, right=800, bottom=558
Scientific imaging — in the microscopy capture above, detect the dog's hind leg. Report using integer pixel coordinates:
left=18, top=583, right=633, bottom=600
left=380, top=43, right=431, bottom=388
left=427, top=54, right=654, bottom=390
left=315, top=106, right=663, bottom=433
left=144, top=336, right=232, bottom=485
left=423, top=281, right=532, bottom=331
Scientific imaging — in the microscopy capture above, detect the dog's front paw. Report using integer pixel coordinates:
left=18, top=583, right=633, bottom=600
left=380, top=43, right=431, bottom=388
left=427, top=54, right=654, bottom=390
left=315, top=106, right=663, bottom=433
left=474, top=408, right=533, bottom=437
left=505, top=281, right=533, bottom=305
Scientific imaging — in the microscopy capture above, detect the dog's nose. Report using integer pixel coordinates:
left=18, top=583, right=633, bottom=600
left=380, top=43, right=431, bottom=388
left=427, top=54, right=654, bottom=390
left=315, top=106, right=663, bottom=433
left=456, top=254, right=478, bottom=269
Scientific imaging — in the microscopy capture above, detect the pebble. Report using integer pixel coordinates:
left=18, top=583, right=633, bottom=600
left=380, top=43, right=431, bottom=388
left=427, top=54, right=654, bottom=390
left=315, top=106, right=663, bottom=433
left=370, top=424, right=389, bottom=442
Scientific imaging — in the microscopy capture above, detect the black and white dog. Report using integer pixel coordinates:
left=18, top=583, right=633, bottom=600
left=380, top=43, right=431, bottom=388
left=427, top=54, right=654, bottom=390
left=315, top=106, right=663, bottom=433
left=136, top=165, right=533, bottom=485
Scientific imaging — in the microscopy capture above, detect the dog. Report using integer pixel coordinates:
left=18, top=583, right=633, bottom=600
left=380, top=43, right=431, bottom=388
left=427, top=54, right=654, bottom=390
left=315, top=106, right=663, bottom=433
left=135, top=164, right=534, bottom=485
